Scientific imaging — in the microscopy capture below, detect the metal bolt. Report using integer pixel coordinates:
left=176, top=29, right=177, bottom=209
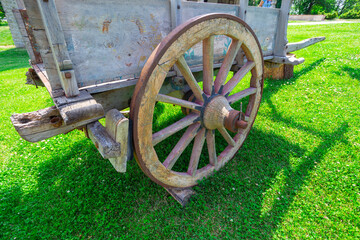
left=65, top=72, right=72, bottom=78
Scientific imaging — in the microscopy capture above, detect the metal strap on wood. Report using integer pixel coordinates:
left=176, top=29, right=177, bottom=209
left=36, top=0, right=79, bottom=97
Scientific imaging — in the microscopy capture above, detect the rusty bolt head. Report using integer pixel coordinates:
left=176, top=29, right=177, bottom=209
left=28, top=68, right=35, bottom=73
left=64, top=72, right=72, bottom=78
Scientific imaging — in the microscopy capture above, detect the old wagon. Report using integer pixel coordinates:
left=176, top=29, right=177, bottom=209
left=10, top=0, right=324, bottom=204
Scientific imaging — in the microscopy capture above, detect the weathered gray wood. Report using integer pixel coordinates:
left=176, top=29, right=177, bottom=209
left=176, top=56, right=204, bottom=102
left=54, top=90, right=94, bottom=107
left=227, top=87, right=257, bottom=104
left=21, top=0, right=63, bottom=91
left=36, top=0, right=79, bottom=97
left=214, top=40, right=241, bottom=93
left=162, top=123, right=201, bottom=170
left=11, top=106, right=101, bottom=142
left=218, top=126, right=235, bottom=147
left=238, top=0, right=248, bottom=20
left=87, top=121, right=122, bottom=159
left=165, top=187, right=195, bottom=206
left=152, top=113, right=199, bottom=146
left=12, top=9, right=37, bottom=63
left=105, top=109, right=131, bottom=173
left=156, top=94, right=201, bottom=111
left=187, top=128, right=206, bottom=177
left=245, top=6, right=280, bottom=57
left=58, top=99, right=104, bottom=125
left=273, top=0, right=293, bottom=57
left=202, top=36, right=215, bottom=95
left=286, top=37, right=325, bottom=53
left=270, top=55, right=305, bottom=65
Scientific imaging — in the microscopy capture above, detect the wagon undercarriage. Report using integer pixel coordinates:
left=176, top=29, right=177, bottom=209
left=10, top=0, right=324, bottom=205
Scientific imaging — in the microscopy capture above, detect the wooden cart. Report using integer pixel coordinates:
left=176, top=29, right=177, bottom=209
left=10, top=0, right=324, bottom=204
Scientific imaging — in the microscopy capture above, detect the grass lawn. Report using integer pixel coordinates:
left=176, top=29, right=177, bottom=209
left=0, top=22, right=359, bottom=239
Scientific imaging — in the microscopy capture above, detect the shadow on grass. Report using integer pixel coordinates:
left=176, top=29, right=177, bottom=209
left=0, top=48, right=29, bottom=72
left=339, top=66, right=360, bottom=82
left=1, top=120, right=349, bottom=239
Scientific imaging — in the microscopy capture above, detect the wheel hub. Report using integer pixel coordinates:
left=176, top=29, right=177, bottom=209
left=202, top=95, right=242, bottom=132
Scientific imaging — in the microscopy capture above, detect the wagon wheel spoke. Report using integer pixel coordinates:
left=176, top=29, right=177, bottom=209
left=163, top=123, right=201, bottom=170
left=227, top=87, right=257, bottom=105
left=222, top=61, right=255, bottom=95
left=202, top=36, right=215, bottom=95
left=156, top=94, right=202, bottom=111
left=214, top=40, right=242, bottom=93
left=187, top=128, right=206, bottom=176
left=206, top=130, right=217, bottom=167
left=218, top=126, right=235, bottom=147
left=153, top=113, right=199, bottom=146
left=176, top=56, right=204, bottom=102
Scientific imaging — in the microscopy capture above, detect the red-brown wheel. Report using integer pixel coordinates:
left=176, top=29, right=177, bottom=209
left=130, top=14, right=263, bottom=188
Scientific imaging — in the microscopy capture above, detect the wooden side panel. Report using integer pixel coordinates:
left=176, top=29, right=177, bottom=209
left=54, top=0, right=172, bottom=88
left=245, top=6, right=279, bottom=57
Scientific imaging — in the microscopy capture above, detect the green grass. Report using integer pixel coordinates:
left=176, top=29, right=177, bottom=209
left=1, top=23, right=359, bottom=239
left=0, top=24, right=14, bottom=46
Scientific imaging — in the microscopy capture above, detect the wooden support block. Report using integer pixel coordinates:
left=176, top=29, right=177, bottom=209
left=86, top=121, right=121, bottom=159
left=165, top=187, right=196, bottom=206
left=264, top=62, right=294, bottom=80
left=105, top=109, right=131, bottom=173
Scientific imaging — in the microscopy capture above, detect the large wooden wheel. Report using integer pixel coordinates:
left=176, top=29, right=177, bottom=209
left=130, top=14, right=263, bottom=188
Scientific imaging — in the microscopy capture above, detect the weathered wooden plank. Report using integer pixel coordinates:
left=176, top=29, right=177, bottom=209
left=106, top=109, right=131, bottom=173
left=11, top=106, right=101, bottom=142
left=12, top=9, right=37, bottom=63
left=245, top=6, right=280, bottom=57
left=22, top=0, right=62, bottom=91
left=58, top=99, right=104, bottom=125
left=87, top=121, right=121, bottom=159
left=164, top=187, right=195, bottom=207
left=286, top=37, right=325, bottom=53
left=273, top=0, right=293, bottom=57
left=54, top=90, right=93, bottom=107
left=36, top=0, right=79, bottom=97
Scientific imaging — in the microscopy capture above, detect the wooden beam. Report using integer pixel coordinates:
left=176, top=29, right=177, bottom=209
left=36, top=0, right=79, bottom=97
left=11, top=106, right=101, bottom=142
left=286, top=37, right=326, bottom=53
